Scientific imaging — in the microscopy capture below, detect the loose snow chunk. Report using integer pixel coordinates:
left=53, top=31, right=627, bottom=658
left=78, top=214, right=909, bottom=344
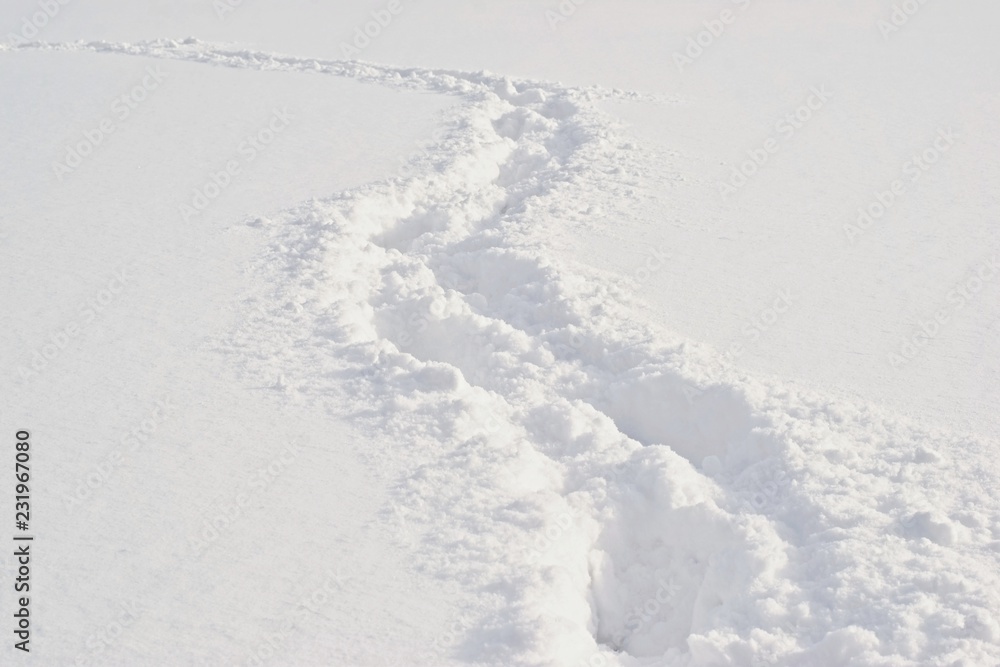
left=904, top=511, right=964, bottom=546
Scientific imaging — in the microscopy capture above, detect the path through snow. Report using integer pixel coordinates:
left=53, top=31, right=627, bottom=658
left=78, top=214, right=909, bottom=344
left=13, top=39, right=1000, bottom=666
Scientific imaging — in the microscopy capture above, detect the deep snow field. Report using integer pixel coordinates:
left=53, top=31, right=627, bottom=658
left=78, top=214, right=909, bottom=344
left=2, top=1, right=999, bottom=666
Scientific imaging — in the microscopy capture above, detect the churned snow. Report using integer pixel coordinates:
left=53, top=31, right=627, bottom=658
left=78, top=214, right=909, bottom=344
left=2, top=1, right=999, bottom=666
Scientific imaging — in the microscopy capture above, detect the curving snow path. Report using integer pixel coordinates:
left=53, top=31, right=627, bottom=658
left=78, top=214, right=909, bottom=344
left=6, top=39, right=1000, bottom=666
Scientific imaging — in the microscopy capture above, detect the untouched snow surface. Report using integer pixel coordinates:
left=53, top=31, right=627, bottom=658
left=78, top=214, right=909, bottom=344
left=2, top=2, right=999, bottom=666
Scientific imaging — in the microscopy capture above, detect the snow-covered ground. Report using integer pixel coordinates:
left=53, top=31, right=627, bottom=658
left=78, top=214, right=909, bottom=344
left=2, top=2, right=999, bottom=666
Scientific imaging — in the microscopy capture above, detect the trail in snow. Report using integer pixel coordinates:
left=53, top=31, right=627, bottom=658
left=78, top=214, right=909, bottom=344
left=16, top=39, right=1000, bottom=666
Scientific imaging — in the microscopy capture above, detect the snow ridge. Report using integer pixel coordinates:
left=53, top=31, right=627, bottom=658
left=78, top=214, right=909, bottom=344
left=9, top=37, right=669, bottom=104
left=21, top=40, right=1000, bottom=666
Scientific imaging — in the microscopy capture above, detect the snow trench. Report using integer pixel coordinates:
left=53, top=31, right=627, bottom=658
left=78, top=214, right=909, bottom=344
left=19, top=39, right=1000, bottom=667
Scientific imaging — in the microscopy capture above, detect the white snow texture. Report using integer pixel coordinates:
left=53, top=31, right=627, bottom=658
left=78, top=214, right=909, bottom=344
left=3, top=4, right=1000, bottom=667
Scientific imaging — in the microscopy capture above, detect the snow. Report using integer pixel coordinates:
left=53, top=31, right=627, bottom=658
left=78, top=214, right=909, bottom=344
left=2, top=1, right=999, bottom=666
